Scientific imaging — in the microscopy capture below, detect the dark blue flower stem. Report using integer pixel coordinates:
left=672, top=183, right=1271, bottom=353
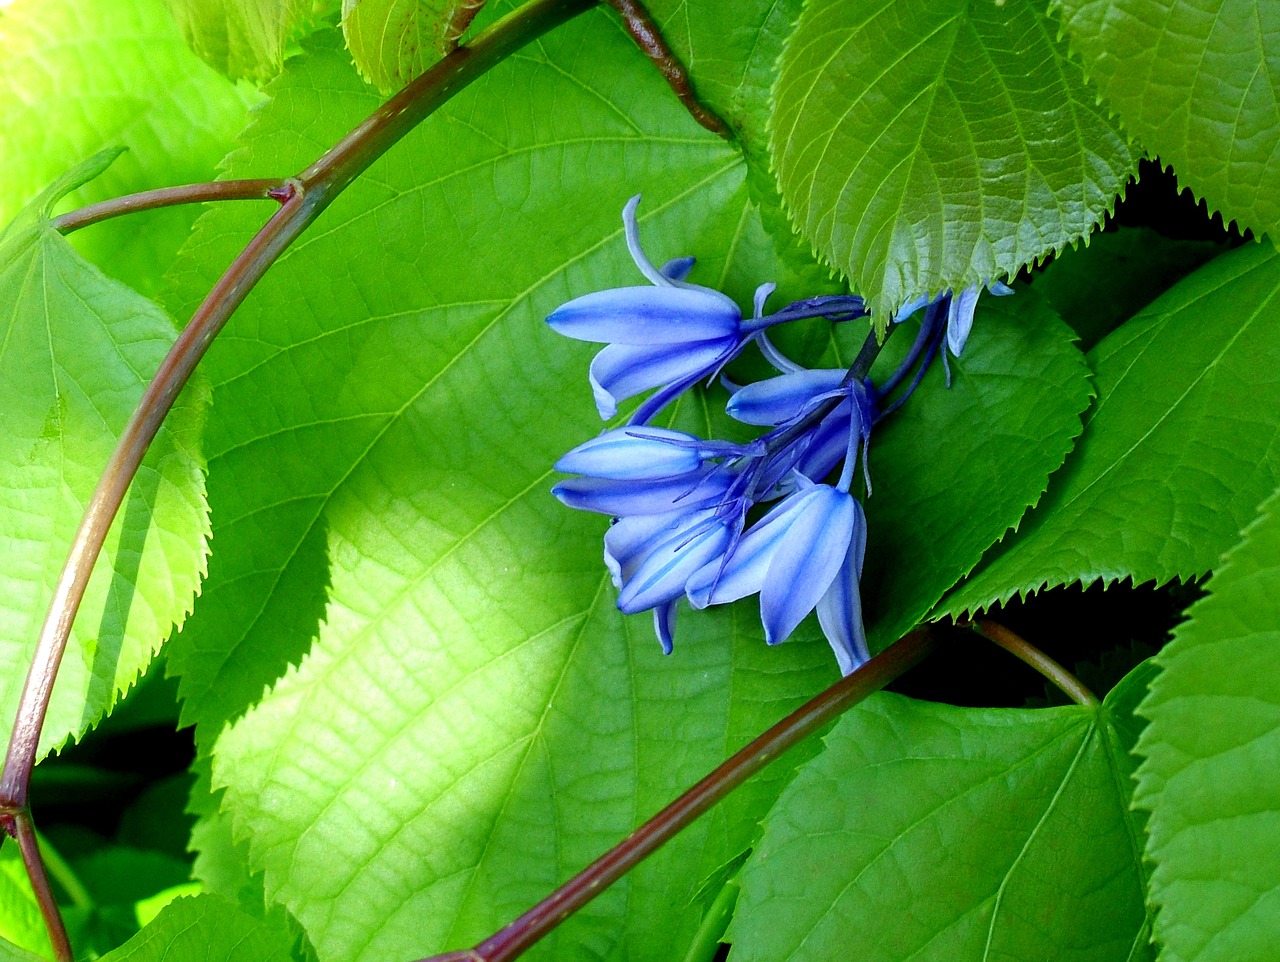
left=876, top=300, right=943, bottom=398
left=413, top=626, right=939, bottom=962
left=741, top=294, right=868, bottom=332
left=0, top=0, right=601, bottom=951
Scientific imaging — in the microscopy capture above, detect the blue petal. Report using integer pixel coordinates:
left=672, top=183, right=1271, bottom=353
left=555, top=427, right=704, bottom=479
left=794, top=398, right=853, bottom=482
left=605, top=509, right=692, bottom=586
left=892, top=292, right=936, bottom=323
left=946, top=285, right=981, bottom=356
left=553, top=469, right=732, bottom=516
left=589, top=338, right=732, bottom=419
left=685, top=483, right=820, bottom=608
left=726, top=369, right=846, bottom=426
left=816, top=499, right=869, bottom=674
left=618, top=515, right=734, bottom=613
left=654, top=602, right=678, bottom=654
left=547, top=286, right=741, bottom=345
left=758, top=486, right=855, bottom=646
left=660, top=256, right=696, bottom=282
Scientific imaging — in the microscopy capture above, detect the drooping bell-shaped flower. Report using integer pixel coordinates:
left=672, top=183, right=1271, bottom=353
left=551, top=426, right=755, bottom=516
left=726, top=367, right=878, bottom=490
left=893, top=280, right=1015, bottom=358
left=685, top=479, right=870, bottom=673
left=546, top=196, right=751, bottom=422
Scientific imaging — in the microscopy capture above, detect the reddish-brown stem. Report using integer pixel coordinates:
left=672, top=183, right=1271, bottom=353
left=0, top=188, right=312, bottom=808
left=603, top=0, right=731, bottom=138
left=969, top=618, right=1100, bottom=707
left=13, top=811, right=72, bottom=962
left=416, top=627, right=939, bottom=962
left=0, top=0, right=599, bottom=812
left=51, top=179, right=282, bottom=234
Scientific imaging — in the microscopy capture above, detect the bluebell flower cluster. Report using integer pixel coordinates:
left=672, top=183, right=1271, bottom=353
left=547, top=196, right=1010, bottom=675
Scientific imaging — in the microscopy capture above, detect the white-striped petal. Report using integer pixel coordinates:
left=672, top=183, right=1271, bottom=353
left=726, top=369, right=846, bottom=426
left=552, top=469, right=730, bottom=516
left=685, top=484, right=821, bottom=608
left=555, top=427, right=704, bottom=479
left=618, top=516, right=733, bottom=613
left=548, top=286, right=740, bottom=345
left=946, top=285, right=982, bottom=356
left=816, top=500, right=870, bottom=675
left=589, top=338, right=731, bottom=419
left=759, top=486, right=855, bottom=646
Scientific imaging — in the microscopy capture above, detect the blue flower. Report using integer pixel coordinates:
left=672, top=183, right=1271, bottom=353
left=685, top=479, right=870, bottom=673
left=546, top=197, right=870, bottom=425
left=547, top=196, right=752, bottom=423
left=545, top=199, right=883, bottom=674
left=893, top=281, right=1015, bottom=358
left=727, top=368, right=878, bottom=492
left=550, top=426, right=754, bottom=516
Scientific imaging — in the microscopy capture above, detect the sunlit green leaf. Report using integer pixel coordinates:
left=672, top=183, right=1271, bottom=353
left=0, top=844, right=53, bottom=960
left=1135, top=485, right=1280, bottom=962
left=730, top=677, right=1152, bottom=962
left=0, top=153, right=209, bottom=758
left=944, top=244, right=1280, bottom=615
left=771, top=0, right=1137, bottom=316
left=644, top=0, right=831, bottom=290
left=342, top=0, right=487, bottom=90
left=96, top=895, right=296, bottom=962
left=162, top=20, right=836, bottom=962
left=164, top=0, right=320, bottom=82
left=1055, top=0, right=1280, bottom=240
left=0, top=0, right=259, bottom=295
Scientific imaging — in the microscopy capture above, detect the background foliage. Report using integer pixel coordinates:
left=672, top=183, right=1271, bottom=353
left=0, top=1, right=1275, bottom=961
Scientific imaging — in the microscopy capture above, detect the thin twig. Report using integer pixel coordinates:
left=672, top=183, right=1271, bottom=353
left=13, top=811, right=72, bottom=962
left=51, top=179, right=282, bottom=234
left=417, top=627, right=939, bottom=962
left=969, top=618, right=1100, bottom=707
left=603, top=0, right=731, bottom=138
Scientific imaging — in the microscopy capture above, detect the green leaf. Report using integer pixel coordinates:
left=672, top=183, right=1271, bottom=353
left=159, top=19, right=836, bottom=962
left=862, top=288, right=1093, bottom=648
left=0, top=153, right=209, bottom=759
left=0, top=939, right=45, bottom=962
left=164, top=0, right=320, bottom=83
left=0, top=843, right=53, bottom=960
left=1031, top=227, right=1220, bottom=351
left=96, top=895, right=296, bottom=962
left=944, top=244, right=1280, bottom=615
left=646, top=0, right=799, bottom=158
left=729, top=683, right=1152, bottom=962
left=637, top=0, right=841, bottom=294
left=0, top=0, right=259, bottom=295
left=342, top=0, right=488, bottom=91
left=1055, top=0, right=1280, bottom=241
left=164, top=23, right=824, bottom=754
left=771, top=0, right=1138, bottom=316
left=1135, top=485, right=1280, bottom=962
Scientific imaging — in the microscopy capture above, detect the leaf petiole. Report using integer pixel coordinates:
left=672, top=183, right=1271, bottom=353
left=51, top=179, right=284, bottom=234
left=968, top=618, right=1100, bottom=706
